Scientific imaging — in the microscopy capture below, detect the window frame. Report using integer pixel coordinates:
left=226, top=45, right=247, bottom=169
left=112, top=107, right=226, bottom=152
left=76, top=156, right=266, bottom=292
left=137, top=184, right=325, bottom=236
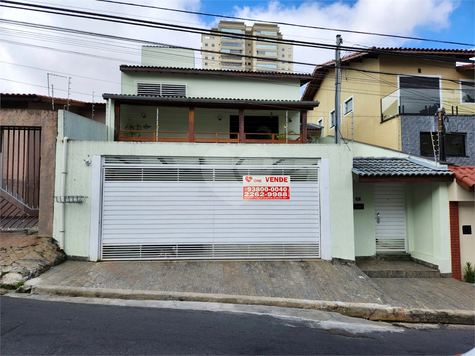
left=398, top=75, right=441, bottom=115
left=344, top=96, right=354, bottom=116
left=317, top=118, right=323, bottom=137
left=460, top=80, right=475, bottom=104
left=420, top=132, right=467, bottom=157
left=329, top=106, right=342, bottom=130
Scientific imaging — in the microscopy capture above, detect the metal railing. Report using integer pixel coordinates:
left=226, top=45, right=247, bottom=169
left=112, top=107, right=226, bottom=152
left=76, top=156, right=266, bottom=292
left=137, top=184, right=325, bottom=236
left=381, top=89, right=470, bottom=121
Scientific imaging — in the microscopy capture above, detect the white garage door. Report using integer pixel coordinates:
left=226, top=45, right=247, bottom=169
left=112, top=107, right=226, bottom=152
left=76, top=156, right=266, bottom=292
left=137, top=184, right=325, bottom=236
left=101, top=156, right=320, bottom=260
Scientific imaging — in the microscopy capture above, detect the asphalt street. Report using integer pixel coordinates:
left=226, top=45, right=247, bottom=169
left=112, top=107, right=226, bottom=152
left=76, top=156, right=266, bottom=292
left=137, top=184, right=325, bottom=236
left=1, top=295, right=474, bottom=355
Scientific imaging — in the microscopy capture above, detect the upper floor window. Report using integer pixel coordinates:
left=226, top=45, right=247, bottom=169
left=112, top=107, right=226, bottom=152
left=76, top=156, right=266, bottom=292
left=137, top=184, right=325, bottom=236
left=344, top=96, right=354, bottom=115
left=257, top=51, right=277, bottom=56
left=256, top=44, right=277, bottom=49
left=329, top=106, right=341, bottom=129
left=221, top=49, right=242, bottom=54
left=256, top=30, right=278, bottom=36
left=420, top=132, right=466, bottom=157
left=221, top=28, right=243, bottom=34
left=399, top=76, right=440, bottom=115
left=460, top=80, right=475, bottom=103
left=256, top=63, right=277, bottom=69
left=137, top=82, right=186, bottom=97
left=222, top=41, right=242, bottom=47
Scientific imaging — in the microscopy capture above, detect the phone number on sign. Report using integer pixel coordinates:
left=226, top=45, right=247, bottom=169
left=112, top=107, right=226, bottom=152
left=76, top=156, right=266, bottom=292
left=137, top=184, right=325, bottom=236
left=243, top=186, right=289, bottom=199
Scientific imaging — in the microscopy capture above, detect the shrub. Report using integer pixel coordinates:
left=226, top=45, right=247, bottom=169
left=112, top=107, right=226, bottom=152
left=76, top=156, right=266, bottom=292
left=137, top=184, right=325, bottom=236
left=462, top=262, right=474, bottom=284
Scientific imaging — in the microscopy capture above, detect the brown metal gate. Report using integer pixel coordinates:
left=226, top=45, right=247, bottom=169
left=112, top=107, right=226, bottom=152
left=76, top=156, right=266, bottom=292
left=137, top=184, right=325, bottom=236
left=1, top=126, right=41, bottom=230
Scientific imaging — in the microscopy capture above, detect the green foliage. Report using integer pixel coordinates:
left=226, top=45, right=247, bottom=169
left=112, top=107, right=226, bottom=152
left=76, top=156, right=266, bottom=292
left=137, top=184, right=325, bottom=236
left=463, top=262, right=474, bottom=284
left=0, top=280, right=25, bottom=290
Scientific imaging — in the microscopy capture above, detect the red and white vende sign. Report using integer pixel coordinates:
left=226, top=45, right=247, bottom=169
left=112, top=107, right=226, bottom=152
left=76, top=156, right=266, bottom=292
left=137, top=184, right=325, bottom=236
left=243, top=176, right=290, bottom=200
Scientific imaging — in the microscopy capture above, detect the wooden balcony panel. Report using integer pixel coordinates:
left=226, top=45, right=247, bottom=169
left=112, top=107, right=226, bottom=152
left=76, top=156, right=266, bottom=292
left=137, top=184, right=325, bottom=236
left=118, top=130, right=304, bottom=144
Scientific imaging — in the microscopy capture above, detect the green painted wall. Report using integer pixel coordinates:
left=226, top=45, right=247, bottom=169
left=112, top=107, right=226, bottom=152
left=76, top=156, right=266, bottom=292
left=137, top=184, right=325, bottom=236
left=405, top=182, right=451, bottom=273
left=353, top=182, right=376, bottom=256
left=120, top=72, right=301, bottom=100
left=53, top=141, right=354, bottom=260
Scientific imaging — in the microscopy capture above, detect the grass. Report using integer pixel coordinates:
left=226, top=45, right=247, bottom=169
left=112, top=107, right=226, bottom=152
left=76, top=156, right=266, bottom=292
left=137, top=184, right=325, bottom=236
left=0, top=280, right=25, bottom=290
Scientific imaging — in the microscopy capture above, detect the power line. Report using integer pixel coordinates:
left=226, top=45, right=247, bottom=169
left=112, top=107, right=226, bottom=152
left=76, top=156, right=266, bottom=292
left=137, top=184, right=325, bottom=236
left=1, top=3, right=473, bottom=69
left=96, top=0, right=475, bottom=47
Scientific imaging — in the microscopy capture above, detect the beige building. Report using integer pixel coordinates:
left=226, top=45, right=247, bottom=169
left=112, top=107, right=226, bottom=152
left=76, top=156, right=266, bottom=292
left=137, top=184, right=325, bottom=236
left=201, top=21, right=293, bottom=72
left=302, top=47, right=475, bottom=166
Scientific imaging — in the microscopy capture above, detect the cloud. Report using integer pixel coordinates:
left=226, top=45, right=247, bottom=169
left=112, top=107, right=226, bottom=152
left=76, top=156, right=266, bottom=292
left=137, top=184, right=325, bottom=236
left=0, top=0, right=460, bottom=99
left=0, top=0, right=205, bottom=100
left=232, top=0, right=457, bottom=72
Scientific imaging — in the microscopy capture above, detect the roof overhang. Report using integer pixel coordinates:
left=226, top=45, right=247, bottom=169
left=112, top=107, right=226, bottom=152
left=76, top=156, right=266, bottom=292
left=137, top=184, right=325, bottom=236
left=352, top=157, right=454, bottom=183
left=449, top=165, right=475, bottom=192
left=352, top=173, right=453, bottom=183
left=302, top=47, right=475, bottom=101
left=120, top=66, right=314, bottom=86
left=102, top=94, right=319, bottom=110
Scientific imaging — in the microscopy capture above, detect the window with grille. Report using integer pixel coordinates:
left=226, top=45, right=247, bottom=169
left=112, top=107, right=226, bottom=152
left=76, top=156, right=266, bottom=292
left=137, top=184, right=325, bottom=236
left=137, top=83, right=187, bottom=97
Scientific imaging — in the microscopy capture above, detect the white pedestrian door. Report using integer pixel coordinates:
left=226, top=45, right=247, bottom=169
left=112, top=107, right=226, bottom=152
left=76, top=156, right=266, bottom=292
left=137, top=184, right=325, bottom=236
left=100, top=156, right=321, bottom=260
left=374, top=183, right=407, bottom=253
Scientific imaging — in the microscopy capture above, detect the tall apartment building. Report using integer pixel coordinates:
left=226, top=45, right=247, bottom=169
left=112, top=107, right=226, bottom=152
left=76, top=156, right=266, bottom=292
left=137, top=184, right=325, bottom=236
left=201, top=21, right=293, bottom=72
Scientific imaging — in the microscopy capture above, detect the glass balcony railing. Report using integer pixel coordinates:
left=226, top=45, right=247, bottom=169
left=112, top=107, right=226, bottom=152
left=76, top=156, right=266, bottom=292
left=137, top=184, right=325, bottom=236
left=381, top=89, right=475, bottom=121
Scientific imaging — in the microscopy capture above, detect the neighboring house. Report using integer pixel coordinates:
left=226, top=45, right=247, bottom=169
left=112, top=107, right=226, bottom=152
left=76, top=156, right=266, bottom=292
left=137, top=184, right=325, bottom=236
left=351, top=144, right=454, bottom=274
left=447, top=165, right=475, bottom=281
left=0, top=94, right=105, bottom=236
left=302, top=48, right=475, bottom=166
left=201, top=21, right=293, bottom=72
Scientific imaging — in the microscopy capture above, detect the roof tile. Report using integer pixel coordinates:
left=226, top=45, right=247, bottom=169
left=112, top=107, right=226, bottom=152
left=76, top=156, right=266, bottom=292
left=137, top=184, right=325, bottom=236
left=353, top=157, right=453, bottom=177
left=449, top=165, right=475, bottom=188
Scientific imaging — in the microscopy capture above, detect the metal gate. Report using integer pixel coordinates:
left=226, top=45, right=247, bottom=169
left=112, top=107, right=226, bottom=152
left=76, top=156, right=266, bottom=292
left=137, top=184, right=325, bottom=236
left=374, top=183, right=407, bottom=252
left=1, top=127, right=40, bottom=230
left=101, top=156, right=321, bottom=260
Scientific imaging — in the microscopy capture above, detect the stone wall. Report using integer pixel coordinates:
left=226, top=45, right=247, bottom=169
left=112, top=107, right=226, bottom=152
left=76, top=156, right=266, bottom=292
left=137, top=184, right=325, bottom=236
left=401, top=115, right=475, bottom=166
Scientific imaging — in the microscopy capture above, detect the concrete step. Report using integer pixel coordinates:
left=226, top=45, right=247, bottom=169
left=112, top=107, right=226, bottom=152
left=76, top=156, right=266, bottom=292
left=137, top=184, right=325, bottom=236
left=355, top=260, right=441, bottom=278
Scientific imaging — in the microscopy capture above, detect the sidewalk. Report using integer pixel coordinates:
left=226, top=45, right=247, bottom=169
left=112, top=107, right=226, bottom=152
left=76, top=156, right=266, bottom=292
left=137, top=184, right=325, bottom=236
left=2, top=232, right=474, bottom=325
left=27, top=259, right=475, bottom=325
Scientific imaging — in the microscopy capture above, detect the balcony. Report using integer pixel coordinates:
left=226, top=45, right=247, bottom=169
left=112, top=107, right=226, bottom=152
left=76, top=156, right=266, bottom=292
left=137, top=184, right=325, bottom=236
left=381, top=88, right=472, bottom=121
left=118, top=130, right=304, bottom=144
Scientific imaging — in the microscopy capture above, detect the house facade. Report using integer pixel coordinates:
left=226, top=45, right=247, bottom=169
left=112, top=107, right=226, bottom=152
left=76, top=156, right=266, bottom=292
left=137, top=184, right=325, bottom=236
left=448, top=165, right=475, bottom=280
left=53, top=65, right=359, bottom=263
left=302, top=48, right=475, bottom=166
left=351, top=143, right=454, bottom=274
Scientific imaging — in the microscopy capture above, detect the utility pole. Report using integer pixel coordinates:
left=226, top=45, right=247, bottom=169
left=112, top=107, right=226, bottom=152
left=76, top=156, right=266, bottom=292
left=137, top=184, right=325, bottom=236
left=437, top=107, right=446, bottom=162
left=334, top=34, right=342, bottom=144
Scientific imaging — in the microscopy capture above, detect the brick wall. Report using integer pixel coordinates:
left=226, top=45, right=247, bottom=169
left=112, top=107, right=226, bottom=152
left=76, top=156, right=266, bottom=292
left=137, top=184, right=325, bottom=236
left=449, top=201, right=462, bottom=281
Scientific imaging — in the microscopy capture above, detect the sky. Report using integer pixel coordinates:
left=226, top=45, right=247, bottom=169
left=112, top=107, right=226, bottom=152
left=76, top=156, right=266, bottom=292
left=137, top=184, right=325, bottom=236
left=0, top=0, right=473, bottom=102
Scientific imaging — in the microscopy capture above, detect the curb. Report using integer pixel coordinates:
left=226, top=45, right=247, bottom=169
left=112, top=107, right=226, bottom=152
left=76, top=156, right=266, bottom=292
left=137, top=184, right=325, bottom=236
left=31, top=285, right=475, bottom=325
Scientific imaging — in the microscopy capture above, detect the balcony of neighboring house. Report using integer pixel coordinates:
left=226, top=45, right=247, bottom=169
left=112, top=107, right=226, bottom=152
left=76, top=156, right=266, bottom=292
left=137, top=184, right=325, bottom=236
left=105, top=95, right=320, bottom=144
left=381, top=76, right=475, bottom=121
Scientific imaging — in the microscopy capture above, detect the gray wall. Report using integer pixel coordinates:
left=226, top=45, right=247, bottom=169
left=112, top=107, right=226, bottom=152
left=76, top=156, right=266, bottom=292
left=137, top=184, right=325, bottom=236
left=401, top=115, right=475, bottom=166
left=62, top=111, right=108, bottom=141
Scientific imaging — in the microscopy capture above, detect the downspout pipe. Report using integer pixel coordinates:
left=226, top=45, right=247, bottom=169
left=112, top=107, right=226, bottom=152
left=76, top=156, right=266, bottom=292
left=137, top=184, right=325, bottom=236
left=59, top=137, right=69, bottom=250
